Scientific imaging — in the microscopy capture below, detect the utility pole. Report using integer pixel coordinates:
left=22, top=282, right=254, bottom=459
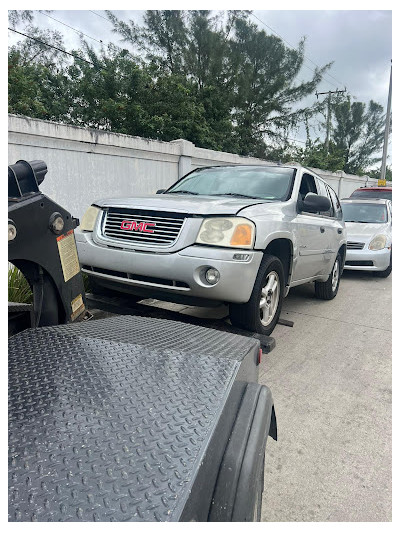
left=379, top=61, right=392, bottom=183
left=316, top=89, right=346, bottom=154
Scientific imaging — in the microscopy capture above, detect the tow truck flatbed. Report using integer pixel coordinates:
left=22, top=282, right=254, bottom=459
left=9, top=315, right=276, bottom=522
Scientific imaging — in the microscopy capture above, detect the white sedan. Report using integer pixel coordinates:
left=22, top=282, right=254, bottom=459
left=341, top=198, right=392, bottom=277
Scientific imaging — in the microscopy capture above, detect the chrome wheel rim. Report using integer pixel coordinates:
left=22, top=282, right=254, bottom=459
left=259, top=271, right=280, bottom=326
left=332, top=259, right=339, bottom=292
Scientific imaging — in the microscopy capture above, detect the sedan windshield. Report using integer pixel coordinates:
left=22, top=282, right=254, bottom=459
left=342, top=203, right=388, bottom=223
left=166, top=166, right=295, bottom=201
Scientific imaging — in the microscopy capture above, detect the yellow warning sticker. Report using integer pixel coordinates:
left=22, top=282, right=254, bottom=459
left=57, top=230, right=80, bottom=282
left=71, top=293, right=85, bottom=321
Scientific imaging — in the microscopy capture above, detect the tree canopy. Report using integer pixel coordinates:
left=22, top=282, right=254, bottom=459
left=8, top=10, right=388, bottom=175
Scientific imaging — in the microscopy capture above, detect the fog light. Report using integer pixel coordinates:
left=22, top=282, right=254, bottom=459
left=49, top=212, right=64, bottom=234
left=8, top=221, right=17, bottom=241
left=205, top=268, right=220, bottom=285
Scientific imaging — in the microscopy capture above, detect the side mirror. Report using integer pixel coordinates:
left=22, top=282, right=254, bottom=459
left=156, top=189, right=166, bottom=194
left=300, top=192, right=331, bottom=213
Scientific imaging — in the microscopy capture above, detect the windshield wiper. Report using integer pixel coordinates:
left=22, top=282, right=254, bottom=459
left=213, top=193, right=263, bottom=199
left=167, top=190, right=199, bottom=195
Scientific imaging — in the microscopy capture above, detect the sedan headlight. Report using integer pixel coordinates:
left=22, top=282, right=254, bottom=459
left=80, top=206, right=100, bottom=232
left=196, top=217, right=255, bottom=248
left=369, top=234, right=387, bottom=250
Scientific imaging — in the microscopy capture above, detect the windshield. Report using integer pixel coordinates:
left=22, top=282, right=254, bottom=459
left=342, top=203, right=388, bottom=223
left=166, top=166, right=295, bottom=201
left=350, top=189, right=392, bottom=200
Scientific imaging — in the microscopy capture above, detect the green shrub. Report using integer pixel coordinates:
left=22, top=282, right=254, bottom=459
left=8, top=265, right=33, bottom=303
left=82, top=271, right=90, bottom=293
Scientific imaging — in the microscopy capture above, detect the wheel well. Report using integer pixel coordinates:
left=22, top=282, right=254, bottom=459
left=338, top=244, right=346, bottom=273
left=11, top=259, right=65, bottom=326
left=264, top=239, right=293, bottom=286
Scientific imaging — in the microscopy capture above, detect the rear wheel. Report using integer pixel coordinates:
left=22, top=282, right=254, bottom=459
left=229, top=254, right=284, bottom=335
left=314, top=253, right=342, bottom=300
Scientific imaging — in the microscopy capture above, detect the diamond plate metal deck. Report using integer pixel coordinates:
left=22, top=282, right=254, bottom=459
left=9, top=316, right=258, bottom=522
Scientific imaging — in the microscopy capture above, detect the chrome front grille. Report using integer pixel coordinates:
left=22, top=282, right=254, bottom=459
left=347, top=241, right=365, bottom=250
left=102, top=208, right=186, bottom=247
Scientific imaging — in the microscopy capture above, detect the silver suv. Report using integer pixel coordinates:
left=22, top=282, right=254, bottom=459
left=76, top=164, right=347, bottom=335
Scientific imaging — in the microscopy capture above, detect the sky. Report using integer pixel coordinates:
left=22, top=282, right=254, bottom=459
left=7, top=6, right=392, bottom=165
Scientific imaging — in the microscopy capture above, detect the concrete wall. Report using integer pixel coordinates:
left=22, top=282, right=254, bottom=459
left=8, top=114, right=386, bottom=218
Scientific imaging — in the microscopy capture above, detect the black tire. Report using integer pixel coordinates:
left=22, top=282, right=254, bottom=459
left=374, top=252, right=392, bottom=278
left=314, top=253, right=342, bottom=300
left=229, top=254, right=284, bottom=335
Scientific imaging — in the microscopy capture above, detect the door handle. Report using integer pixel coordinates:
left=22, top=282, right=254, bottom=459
left=320, top=227, right=325, bottom=233
left=337, top=229, right=343, bottom=234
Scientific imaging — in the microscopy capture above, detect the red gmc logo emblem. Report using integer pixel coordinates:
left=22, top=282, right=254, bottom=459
left=120, top=220, right=156, bottom=233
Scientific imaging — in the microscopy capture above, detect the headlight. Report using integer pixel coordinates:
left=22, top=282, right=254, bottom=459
left=196, top=217, right=255, bottom=248
left=369, top=234, right=387, bottom=250
left=80, top=206, right=100, bottom=232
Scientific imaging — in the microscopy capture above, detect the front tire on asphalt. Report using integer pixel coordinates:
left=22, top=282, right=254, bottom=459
left=314, top=253, right=342, bottom=300
left=229, top=254, right=285, bottom=336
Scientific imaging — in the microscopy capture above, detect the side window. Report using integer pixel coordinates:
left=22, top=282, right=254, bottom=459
left=316, top=179, right=334, bottom=217
left=298, top=173, right=318, bottom=213
left=327, top=186, right=343, bottom=219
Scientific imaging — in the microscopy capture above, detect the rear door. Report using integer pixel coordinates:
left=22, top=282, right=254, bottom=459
left=315, top=178, right=343, bottom=268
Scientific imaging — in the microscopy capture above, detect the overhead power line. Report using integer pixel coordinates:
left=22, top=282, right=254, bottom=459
left=89, top=10, right=112, bottom=23
left=38, top=10, right=104, bottom=45
left=251, top=13, right=349, bottom=92
left=8, top=27, right=96, bottom=66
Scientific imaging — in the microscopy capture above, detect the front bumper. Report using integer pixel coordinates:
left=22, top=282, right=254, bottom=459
left=344, top=247, right=391, bottom=271
left=76, top=231, right=263, bottom=304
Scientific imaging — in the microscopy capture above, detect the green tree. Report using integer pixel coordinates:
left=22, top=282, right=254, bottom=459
left=107, top=10, right=239, bottom=151
left=9, top=10, right=334, bottom=159
left=8, top=10, right=35, bottom=28
left=292, top=139, right=345, bottom=172
left=8, top=26, right=72, bottom=121
left=108, top=10, right=329, bottom=157
left=332, top=96, right=386, bottom=174
left=366, top=166, right=392, bottom=182
left=229, top=17, right=329, bottom=157
left=67, top=43, right=212, bottom=143
left=107, top=10, right=187, bottom=75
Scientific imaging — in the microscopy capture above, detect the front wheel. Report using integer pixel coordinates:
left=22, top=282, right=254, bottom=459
left=229, top=254, right=284, bottom=336
left=374, top=252, right=392, bottom=278
left=314, top=253, right=342, bottom=300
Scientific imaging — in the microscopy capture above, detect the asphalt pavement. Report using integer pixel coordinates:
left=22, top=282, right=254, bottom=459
left=260, top=270, right=392, bottom=522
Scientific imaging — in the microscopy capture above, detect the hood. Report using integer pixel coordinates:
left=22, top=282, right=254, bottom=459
left=94, top=194, right=269, bottom=216
left=345, top=222, right=391, bottom=242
